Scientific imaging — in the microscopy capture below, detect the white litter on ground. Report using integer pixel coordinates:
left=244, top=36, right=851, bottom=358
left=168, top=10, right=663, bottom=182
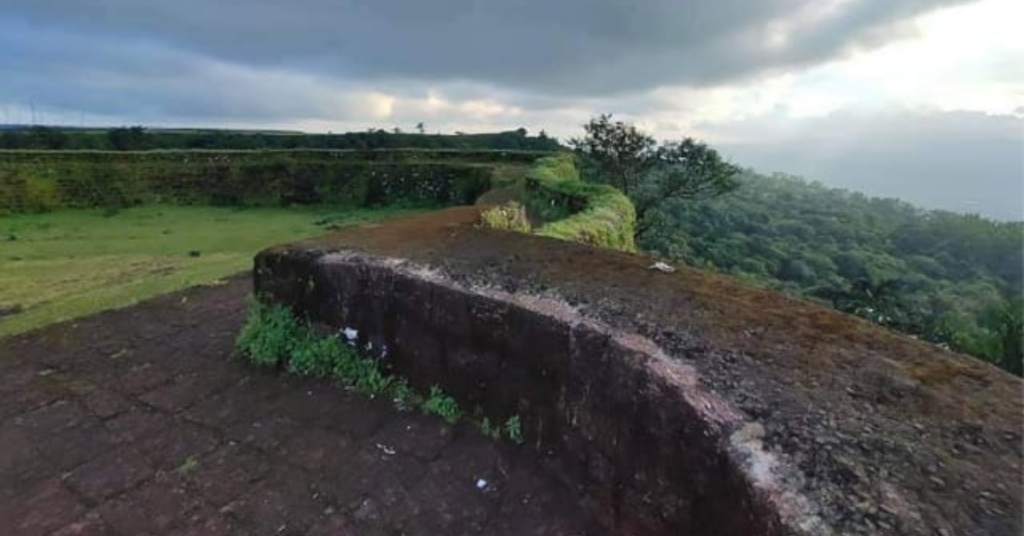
left=649, top=261, right=676, bottom=273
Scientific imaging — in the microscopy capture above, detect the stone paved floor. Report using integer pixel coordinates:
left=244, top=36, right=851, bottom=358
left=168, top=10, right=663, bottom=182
left=0, top=277, right=602, bottom=536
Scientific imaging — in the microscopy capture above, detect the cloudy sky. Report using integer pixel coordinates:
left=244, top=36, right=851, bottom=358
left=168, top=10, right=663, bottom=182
left=2, top=0, right=1021, bottom=218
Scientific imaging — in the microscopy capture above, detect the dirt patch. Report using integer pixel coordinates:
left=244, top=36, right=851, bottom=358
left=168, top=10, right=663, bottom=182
left=0, top=277, right=604, bottom=536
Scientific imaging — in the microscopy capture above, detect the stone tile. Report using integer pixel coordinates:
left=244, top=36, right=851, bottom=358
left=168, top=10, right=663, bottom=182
left=305, top=514, right=358, bottom=536
left=96, top=478, right=201, bottom=535
left=19, top=400, right=91, bottom=438
left=81, top=390, right=132, bottom=420
left=0, top=420, right=40, bottom=479
left=279, top=428, right=354, bottom=471
left=35, top=423, right=117, bottom=472
left=137, top=422, right=221, bottom=471
left=180, top=444, right=270, bottom=507
left=50, top=511, right=112, bottom=536
left=370, top=413, right=454, bottom=462
left=224, top=415, right=301, bottom=454
left=114, top=362, right=176, bottom=396
left=103, top=407, right=174, bottom=444
left=220, top=468, right=325, bottom=536
left=0, top=480, right=87, bottom=536
left=64, top=448, right=155, bottom=503
left=138, top=372, right=234, bottom=414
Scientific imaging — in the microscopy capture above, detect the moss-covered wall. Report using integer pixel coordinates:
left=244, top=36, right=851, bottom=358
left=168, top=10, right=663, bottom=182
left=523, top=154, right=637, bottom=252
left=0, top=149, right=541, bottom=212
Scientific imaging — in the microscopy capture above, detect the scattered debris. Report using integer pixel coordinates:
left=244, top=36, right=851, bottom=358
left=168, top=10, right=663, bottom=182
left=342, top=327, right=359, bottom=342
left=375, top=443, right=396, bottom=456
left=649, top=261, right=676, bottom=273
left=476, top=478, right=488, bottom=490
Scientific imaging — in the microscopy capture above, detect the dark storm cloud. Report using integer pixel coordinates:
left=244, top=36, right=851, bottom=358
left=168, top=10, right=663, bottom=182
left=714, top=110, right=1024, bottom=220
left=0, top=18, right=378, bottom=123
left=2, top=0, right=971, bottom=95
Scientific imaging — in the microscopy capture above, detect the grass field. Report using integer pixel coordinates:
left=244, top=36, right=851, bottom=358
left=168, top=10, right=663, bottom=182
left=0, top=205, right=416, bottom=337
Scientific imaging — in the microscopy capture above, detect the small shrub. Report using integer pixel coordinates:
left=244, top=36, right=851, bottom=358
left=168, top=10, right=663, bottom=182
left=422, top=385, right=461, bottom=424
left=235, top=301, right=304, bottom=367
left=504, top=415, right=524, bottom=444
left=480, top=201, right=531, bottom=233
left=389, top=378, right=418, bottom=410
left=478, top=417, right=501, bottom=441
left=288, top=333, right=343, bottom=377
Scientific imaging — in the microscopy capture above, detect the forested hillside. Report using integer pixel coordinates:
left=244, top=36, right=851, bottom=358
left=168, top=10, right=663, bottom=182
left=639, top=171, right=1023, bottom=372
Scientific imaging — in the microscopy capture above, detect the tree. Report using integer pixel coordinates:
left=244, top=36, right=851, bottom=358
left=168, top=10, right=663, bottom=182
left=633, top=139, right=740, bottom=237
left=995, top=299, right=1023, bottom=376
left=416, top=122, right=425, bottom=134
left=569, top=114, right=656, bottom=195
left=571, top=114, right=739, bottom=238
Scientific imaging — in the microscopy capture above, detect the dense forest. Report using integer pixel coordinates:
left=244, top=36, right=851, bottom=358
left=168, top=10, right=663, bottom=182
left=0, top=125, right=561, bottom=152
left=639, top=171, right=1023, bottom=373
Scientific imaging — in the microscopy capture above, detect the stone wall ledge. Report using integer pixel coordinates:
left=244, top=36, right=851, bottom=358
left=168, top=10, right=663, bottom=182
left=254, top=207, right=1022, bottom=536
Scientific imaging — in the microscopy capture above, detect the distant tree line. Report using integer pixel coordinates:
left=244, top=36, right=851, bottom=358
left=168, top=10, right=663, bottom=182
left=0, top=125, right=561, bottom=152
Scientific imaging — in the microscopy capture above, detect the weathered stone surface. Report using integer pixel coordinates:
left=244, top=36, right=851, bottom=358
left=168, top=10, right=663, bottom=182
left=256, top=206, right=1024, bottom=536
left=0, top=277, right=601, bottom=536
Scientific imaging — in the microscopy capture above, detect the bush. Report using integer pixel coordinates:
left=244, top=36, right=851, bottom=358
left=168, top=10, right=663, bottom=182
left=480, top=201, right=531, bottom=233
left=522, top=154, right=637, bottom=251
left=235, top=301, right=304, bottom=367
left=289, top=333, right=345, bottom=377
left=422, top=386, right=462, bottom=424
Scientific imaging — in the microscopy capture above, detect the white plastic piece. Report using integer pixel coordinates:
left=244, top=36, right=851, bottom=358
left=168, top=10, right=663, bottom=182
left=649, top=261, right=676, bottom=273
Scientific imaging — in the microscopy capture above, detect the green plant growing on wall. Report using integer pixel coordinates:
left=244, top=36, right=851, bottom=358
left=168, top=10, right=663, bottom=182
left=288, top=333, right=343, bottom=377
left=504, top=415, right=524, bottom=444
left=422, top=385, right=462, bottom=424
left=389, top=378, right=418, bottom=410
left=236, top=302, right=550, bottom=439
left=235, top=301, right=303, bottom=366
left=478, top=417, right=501, bottom=441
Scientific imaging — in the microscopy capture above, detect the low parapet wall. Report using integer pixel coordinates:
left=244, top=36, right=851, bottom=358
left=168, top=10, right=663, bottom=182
left=254, top=207, right=1022, bottom=536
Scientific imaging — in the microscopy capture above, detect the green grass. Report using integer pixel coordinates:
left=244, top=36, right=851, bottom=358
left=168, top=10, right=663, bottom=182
left=0, top=204, right=415, bottom=337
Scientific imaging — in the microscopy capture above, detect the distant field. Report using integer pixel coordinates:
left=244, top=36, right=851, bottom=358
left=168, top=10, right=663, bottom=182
left=0, top=205, right=416, bottom=336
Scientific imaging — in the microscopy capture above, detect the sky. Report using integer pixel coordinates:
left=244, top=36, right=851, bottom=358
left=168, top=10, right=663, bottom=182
left=2, top=0, right=1022, bottom=219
